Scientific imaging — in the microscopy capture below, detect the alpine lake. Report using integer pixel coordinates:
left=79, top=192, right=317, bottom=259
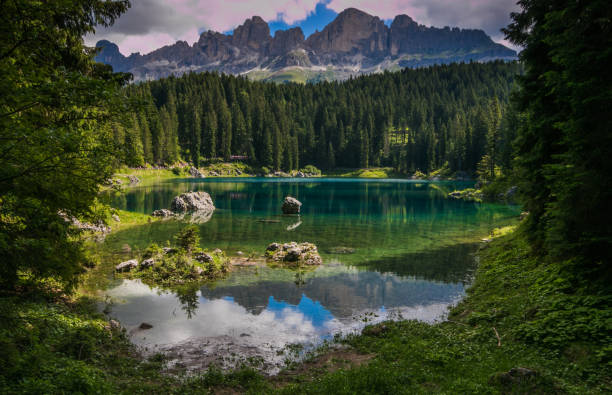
left=86, top=177, right=520, bottom=373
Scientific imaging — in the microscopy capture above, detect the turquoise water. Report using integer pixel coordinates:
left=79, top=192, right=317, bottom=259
left=102, top=178, right=520, bottom=372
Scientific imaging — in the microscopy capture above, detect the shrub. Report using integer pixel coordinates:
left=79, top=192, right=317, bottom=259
left=174, top=225, right=200, bottom=253
left=300, top=165, right=321, bottom=176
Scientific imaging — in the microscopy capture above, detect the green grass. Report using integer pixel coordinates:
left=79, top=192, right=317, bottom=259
left=114, top=167, right=178, bottom=186
left=275, top=230, right=610, bottom=393
left=200, top=161, right=255, bottom=177
left=325, top=167, right=402, bottom=179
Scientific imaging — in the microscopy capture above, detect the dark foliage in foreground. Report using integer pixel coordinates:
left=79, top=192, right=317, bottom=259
left=504, top=0, right=612, bottom=270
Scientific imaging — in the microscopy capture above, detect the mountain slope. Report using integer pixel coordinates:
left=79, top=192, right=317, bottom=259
left=95, top=8, right=516, bottom=83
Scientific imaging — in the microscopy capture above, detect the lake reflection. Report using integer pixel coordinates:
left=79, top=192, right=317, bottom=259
left=102, top=178, right=519, bottom=373
left=107, top=262, right=466, bottom=373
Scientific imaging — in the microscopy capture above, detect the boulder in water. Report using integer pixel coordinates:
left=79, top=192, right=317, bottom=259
left=266, top=242, right=322, bottom=265
left=116, top=259, right=138, bottom=272
left=171, top=191, right=215, bottom=213
left=140, top=258, right=155, bottom=269
left=282, top=196, right=302, bottom=214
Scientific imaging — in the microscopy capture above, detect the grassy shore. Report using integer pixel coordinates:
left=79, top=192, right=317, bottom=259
left=2, top=226, right=608, bottom=393
left=114, top=163, right=466, bottom=182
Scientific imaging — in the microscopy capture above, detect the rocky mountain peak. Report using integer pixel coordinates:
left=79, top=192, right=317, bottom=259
left=306, top=7, right=387, bottom=55
left=94, top=8, right=516, bottom=82
left=391, top=14, right=418, bottom=29
left=231, top=16, right=271, bottom=50
left=270, top=27, right=305, bottom=56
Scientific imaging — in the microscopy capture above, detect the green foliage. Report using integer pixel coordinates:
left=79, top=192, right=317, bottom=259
left=300, top=165, right=321, bottom=176
left=504, top=0, right=612, bottom=269
left=412, top=170, right=427, bottom=179
left=119, top=62, right=520, bottom=174
left=121, top=228, right=230, bottom=288
left=174, top=225, right=200, bottom=252
left=0, top=297, right=118, bottom=394
left=476, top=155, right=501, bottom=182
left=0, top=0, right=131, bottom=290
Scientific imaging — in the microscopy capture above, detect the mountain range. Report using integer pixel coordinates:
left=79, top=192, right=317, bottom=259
left=95, top=8, right=516, bottom=83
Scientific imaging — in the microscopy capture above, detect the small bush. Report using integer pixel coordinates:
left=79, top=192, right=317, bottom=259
left=174, top=225, right=200, bottom=252
left=300, top=165, right=321, bottom=176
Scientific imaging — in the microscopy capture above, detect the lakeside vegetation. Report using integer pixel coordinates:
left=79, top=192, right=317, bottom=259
left=2, top=229, right=608, bottom=393
left=117, top=226, right=231, bottom=287
left=1, top=0, right=610, bottom=393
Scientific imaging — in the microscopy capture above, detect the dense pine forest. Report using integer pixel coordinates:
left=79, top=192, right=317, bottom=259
left=116, top=61, right=521, bottom=174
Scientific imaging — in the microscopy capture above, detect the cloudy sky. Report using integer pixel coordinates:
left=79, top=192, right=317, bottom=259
left=85, top=0, right=520, bottom=55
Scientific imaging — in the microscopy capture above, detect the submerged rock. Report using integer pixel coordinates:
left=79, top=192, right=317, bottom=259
left=286, top=220, right=302, bottom=231
left=116, top=259, right=138, bottom=272
left=171, top=191, right=215, bottom=213
left=282, top=196, right=302, bottom=214
left=139, top=322, right=153, bottom=330
left=266, top=242, right=322, bottom=265
left=127, top=175, right=140, bottom=185
left=152, top=209, right=174, bottom=217
left=328, top=246, right=355, bottom=254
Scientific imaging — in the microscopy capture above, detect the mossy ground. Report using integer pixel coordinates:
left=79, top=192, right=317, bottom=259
left=2, top=227, right=608, bottom=393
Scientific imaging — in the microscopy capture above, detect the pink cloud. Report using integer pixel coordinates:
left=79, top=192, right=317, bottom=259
left=85, top=0, right=520, bottom=55
left=86, top=0, right=320, bottom=55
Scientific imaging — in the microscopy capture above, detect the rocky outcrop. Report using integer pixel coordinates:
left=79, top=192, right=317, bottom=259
left=127, top=175, right=140, bottom=185
left=171, top=191, right=215, bottom=212
left=231, top=16, right=271, bottom=51
left=152, top=209, right=174, bottom=217
left=269, top=27, right=305, bottom=56
left=189, top=167, right=205, bottom=178
left=140, top=258, right=155, bottom=268
left=59, top=211, right=111, bottom=234
left=266, top=242, right=322, bottom=265
left=95, top=8, right=516, bottom=82
left=306, top=8, right=389, bottom=62
left=281, top=196, right=301, bottom=214
left=194, top=252, right=214, bottom=263
left=116, top=259, right=138, bottom=272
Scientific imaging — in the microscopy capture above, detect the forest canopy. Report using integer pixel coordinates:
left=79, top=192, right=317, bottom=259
left=115, top=61, right=521, bottom=174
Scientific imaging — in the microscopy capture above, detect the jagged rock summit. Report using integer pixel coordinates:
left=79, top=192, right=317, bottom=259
left=96, top=8, right=516, bottom=82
